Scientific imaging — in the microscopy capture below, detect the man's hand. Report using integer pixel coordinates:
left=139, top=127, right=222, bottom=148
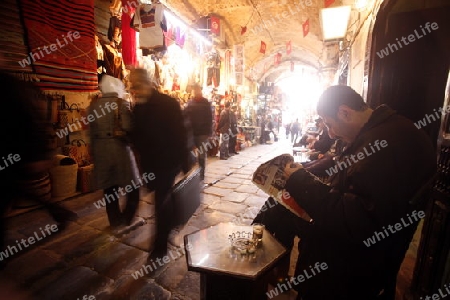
left=284, top=162, right=303, bottom=178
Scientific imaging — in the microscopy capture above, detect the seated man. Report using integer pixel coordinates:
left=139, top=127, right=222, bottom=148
left=253, top=140, right=345, bottom=285
left=306, top=118, right=335, bottom=160
left=255, top=86, right=436, bottom=300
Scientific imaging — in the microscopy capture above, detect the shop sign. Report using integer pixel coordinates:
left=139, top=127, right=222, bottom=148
left=234, top=44, right=245, bottom=85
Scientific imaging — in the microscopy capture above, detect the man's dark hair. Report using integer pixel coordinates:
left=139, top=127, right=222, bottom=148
left=317, top=85, right=368, bottom=118
left=224, top=101, right=231, bottom=108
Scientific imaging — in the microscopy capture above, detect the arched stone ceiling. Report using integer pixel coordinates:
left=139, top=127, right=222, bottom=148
left=162, top=0, right=351, bottom=82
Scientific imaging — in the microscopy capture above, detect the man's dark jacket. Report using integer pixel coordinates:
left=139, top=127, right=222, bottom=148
left=285, top=105, right=436, bottom=299
left=132, top=90, right=189, bottom=173
left=217, top=108, right=231, bottom=134
left=312, top=126, right=334, bottom=154
left=229, top=110, right=238, bottom=134
left=184, top=97, right=213, bottom=136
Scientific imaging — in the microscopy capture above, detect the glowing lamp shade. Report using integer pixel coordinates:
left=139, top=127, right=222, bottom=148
left=320, top=6, right=351, bottom=41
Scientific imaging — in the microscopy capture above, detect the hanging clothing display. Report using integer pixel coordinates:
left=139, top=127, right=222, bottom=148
left=102, top=42, right=125, bottom=80
left=108, top=15, right=122, bottom=49
left=206, top=49, right=221, bottom=87
left=121, top=0, right=137, bottom=66
left=174, top=26, right=186, bottom=48
left=164, top=25, right=174, bottom=48
left=95, top=35, right=106, bottom=82
left=133, top=3, right=166, bottom=52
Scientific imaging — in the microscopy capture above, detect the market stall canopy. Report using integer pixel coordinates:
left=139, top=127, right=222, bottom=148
left=159, top=0, right=362, bottom=83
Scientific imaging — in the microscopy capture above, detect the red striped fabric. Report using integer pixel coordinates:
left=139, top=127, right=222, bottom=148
left=0, top=0, right=33, bottom=73
left=19, top=0, right=97, bottom=91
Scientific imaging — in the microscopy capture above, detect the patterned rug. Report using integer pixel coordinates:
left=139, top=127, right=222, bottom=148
left=18, top=0, right=97, bottom=91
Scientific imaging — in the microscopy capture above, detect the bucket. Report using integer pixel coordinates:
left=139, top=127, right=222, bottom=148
left=14, top=172, right=52, bottom=208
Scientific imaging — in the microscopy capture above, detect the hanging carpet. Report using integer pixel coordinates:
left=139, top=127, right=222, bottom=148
left=18, top=0, right=97, bottom=91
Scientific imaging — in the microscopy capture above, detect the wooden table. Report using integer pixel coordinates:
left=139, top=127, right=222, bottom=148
left=184, top=222, right=287, bottom=300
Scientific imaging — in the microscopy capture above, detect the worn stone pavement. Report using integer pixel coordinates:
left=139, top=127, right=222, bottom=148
left=0, top=137, right=418, bottom=300
left=1, top=137, right=302, bottom=300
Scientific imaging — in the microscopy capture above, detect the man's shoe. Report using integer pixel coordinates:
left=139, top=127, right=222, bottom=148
left=233, top=152, right=240, bottom=155
left=220, top=157, right=228, bottom=160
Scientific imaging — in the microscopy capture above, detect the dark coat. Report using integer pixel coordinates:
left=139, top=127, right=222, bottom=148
left=217, top=108, right=231, bottom=134
left=311, top=126, right=334, bottom=154
left=184, top=97, right=213, bottom=136
left=89, top=93, right=135, bottom=189
left=229, top=110, right=238, bottom=134
left=131, top=90, right=189, bottom=174
left=284, top=105, right=436, bottom=299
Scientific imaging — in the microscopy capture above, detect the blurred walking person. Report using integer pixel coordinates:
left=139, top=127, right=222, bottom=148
left=185, top=83, right=213, bottom=180
left=129, top=69, right=191, bottom=269
left=89, top=75, right=140, bottom=228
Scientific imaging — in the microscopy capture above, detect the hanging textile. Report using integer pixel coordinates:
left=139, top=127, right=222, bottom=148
left=206, top=49, right=220, bottom=87
left=121, top=0, right=137, bottom=66
left=174, top=26, right=186, bottom=48
left=0, top=0, right=33, bottom=73
left=133, top=3, right=165, bottom=51
left=102, top=43, right=125, bottom=80
left=18, top=0, right=97, bottom=91
left=95, top=35, right=106, bottom=82
left=108, top=16, right=122, bottom=50
left=164, top=25, right=175, bottom=48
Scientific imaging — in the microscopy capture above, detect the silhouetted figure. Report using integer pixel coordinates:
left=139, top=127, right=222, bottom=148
left=0, top=71, right=76, bottom=266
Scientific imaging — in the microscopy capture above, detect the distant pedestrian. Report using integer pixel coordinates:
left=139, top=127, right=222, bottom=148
left=228, top=105, right=239, bottom=155
left=291, top=118, right=300, bottom=144
left=285, top=122, right=291, bottom=139
left=185, top=83, right=213, bottom=180
left=217, top=102, right=231, bottom=160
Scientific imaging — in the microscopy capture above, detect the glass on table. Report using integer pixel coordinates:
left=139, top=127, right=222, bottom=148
left=252, top=223, right=265, bottom=247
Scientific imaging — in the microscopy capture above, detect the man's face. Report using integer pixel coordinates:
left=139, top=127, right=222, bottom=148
left=322, top=115, right=351, bottom=142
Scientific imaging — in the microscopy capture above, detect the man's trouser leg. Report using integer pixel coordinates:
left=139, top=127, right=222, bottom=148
left=151, top=170, right=177, bottom=258
left=122, top=187, right=140, bottom=225
left=104, top=185, right=122, bottom=227
left=194, top=135, right=208, bottom=179
left=220, top=133, right=229, bottom=158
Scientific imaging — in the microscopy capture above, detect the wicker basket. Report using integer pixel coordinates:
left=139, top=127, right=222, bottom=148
left=14, top=172, right=52, bottom=208
left=49, top=155, right=78, bottom=198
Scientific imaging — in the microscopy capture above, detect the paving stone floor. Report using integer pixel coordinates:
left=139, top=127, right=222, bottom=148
left=0, top=138, right=418, bottom=300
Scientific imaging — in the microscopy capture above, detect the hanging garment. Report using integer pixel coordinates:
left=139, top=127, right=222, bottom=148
left=95, top=36, right=106, bottom=82
left=121, top=0, right=137, bottom=66
left=102, top=43, right=125, bottom=80
left=133, top=3, right=165, bottom=50
left=206, top=68, right=220, bottom=87
left=108, top=16, right=122, bottom=45
left=174, top=26, right=186, bottom=48
left=206, top=50, right=221, bottom=87
left=164, top=25, right=174, bottom=48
